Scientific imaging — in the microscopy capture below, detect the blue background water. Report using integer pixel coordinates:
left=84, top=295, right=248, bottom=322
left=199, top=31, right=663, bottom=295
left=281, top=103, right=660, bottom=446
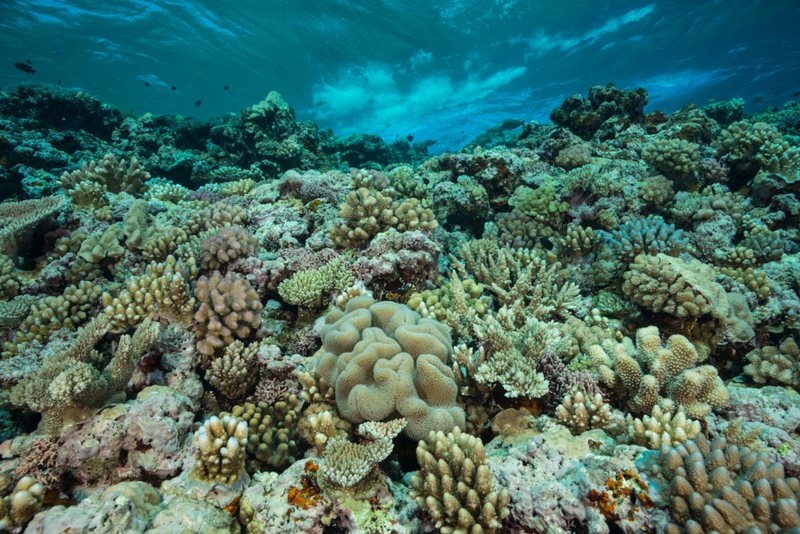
left=1, top=0, right=798, bottom=154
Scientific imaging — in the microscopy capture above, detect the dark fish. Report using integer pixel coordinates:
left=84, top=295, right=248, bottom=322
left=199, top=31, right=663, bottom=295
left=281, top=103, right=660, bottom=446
left=754, top=94, right=765, bottom=103
left=395, top=134, right=399, bottom=138
left=421, top=140, right=436, bottom=147
left=145, top=82, right=150, bottom=86
left=539, top=237, right=554, bottom=250
left=386, top=124, right=390, bottom=128
left=406, top=135, right=413, bottom=142
left=14, top=62, right=35, bottom=74
left=489, top=124, right=505, bottom=133
left=502, top=119, right=523, bottom=130
left=794, top=91, right=800, bottom=96
left=195, top=100, right=202, bottom=107
left=315, top=100, right=327, bottom=107
left=296, top=87, right=300, bottom=92
left=461, top=131, right=464, bottom=134
left=224, top=85, right=229, bottom=90
left=58, top=79, right=61, bottom=85
left=26, top=59, right=31, bottom=65
left=171, top=86, right=176, bottom=90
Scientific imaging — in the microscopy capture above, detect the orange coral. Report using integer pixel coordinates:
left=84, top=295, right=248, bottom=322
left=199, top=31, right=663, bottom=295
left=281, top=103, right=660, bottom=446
left=587, top=469, right=652, bottom=521
left=287, top=460, right=324, bottom=511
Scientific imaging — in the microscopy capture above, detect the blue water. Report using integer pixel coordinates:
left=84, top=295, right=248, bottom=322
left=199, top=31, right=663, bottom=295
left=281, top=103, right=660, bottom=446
left=1, top=0, right=799, bottom=154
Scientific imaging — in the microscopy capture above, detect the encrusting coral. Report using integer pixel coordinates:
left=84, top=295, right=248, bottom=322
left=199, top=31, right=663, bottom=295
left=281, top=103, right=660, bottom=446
left=411, top=426, right=510, bottom=534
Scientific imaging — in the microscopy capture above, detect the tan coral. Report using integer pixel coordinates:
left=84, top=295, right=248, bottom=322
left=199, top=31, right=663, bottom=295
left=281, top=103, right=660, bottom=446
left=190, top=415, right=249, bottom=486
left=744, top=338, right=800, bottom=387
left=556, top=387, right=616, bottom=435
left=626, top=405, right=700, bottom=449
left=0, top=195, right=64, bottom=259
left=410, top=426, right=510, bottom=534
left=206, top=340, right=259, bottom=399
left=59, top=153, right=149, bottom=194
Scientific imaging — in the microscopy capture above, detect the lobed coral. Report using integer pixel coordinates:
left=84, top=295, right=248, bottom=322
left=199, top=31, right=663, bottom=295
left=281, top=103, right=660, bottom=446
left=642, top=139, right=700, bottom=177
left=59, top=153, right=149, bottom=194
left=200, top=225, right=259, bottom=270
left=743, top=338, right=800, bottom=387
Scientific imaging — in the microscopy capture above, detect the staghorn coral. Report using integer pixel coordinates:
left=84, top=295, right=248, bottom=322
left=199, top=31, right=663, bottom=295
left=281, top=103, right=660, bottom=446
left=556, top=387, right=616, bottom=435
left=222, top=393, right=303, bottom=473
left=0, top=195, right=64, bottom=260
left=59, top=153, right=149, bottom=194
left=642, top=138, right=700, bottom=177
left=589, top=325, right=729, bottom=418
left=657, top=433, right=800, bottom=534
left=316, top=295, right=465, bottom=440
left=554, top=144, right=592, bottom=170
left=317, top=418, right=405, bottom=498
left=626, top=405, right=701, bottom=450
left=473, top=309, right=561, bottom=398
left=206, top=340, right=260, bottom=399
left=200, top=225, right=259, bottom=270
left=411, top=426, right=510, bottom=534
left=744, top=338, right=800, bottom=387
left=194, top=270, right=263, bottom=357
left=278, top=257, right=354, bottom=308
left=611, top=217, right=688, bottom=263
left=9, top=316, right=160, bottom=448
left=190, top=415, right=249, bottom=486
left=102, top=255, right=197, bottom=332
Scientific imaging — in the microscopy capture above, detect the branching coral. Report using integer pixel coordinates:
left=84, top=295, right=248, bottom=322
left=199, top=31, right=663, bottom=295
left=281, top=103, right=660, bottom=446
left=9, top=316, right=160, bottom=449
left=743, top=338, right=800, bottom=387
left=611, top=217, right=688, bottom=263
left=556, top=387, right=616, bottom=435
left=411, top=426, right=510, bottom=534
left=278, top=257, right=354, bottom=308
left=190, top=415, right=249, bottom=486
left=589, top=325, right=728, bottom=418
left=206, top=340, right=260, bottom=399
left=317, top=418, right=405, bottom=498
left=200, top=225, right=259, bottom=270
left=626, top=405, right=700, bottom=449
left=0, top=195, right=64, bottom=260
left=642, top=139, right=700, bottom=177
left=194, top=270, right=263, bottom=357
left=59, top=153, right=149, bottom=194
left=714, top=120, right=800, bottom=178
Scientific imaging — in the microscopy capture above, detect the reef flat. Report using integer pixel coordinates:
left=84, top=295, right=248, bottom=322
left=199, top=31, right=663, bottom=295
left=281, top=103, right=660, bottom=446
left=0, top=81, right=798, bottom=533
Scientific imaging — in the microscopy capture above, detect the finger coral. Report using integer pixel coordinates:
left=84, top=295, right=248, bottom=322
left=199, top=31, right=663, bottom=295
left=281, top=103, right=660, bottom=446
left=200, top=225, right=259, bottom=270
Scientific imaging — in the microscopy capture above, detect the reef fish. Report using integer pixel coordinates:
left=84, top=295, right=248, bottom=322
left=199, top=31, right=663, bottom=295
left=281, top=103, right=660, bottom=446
left=224, top=85, right=229, bottom=90
left=406, top=135, right=414, bottom=142
left=420, top=140, right=436, bottom=147
left=195, top=100, right=202, bottom=107
left=539, top=237, right=554, bottom=250
left=315, top=100, right=327, bottom=107
left=502, top=119, right=523, bottom=130
left=14, top=62, right=35, bottom=74
left=754, top=94, right=765, bottom=103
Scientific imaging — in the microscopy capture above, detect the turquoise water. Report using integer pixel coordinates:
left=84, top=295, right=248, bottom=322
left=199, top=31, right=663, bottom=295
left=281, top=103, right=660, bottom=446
left=1, top=0, right=799, bottom=153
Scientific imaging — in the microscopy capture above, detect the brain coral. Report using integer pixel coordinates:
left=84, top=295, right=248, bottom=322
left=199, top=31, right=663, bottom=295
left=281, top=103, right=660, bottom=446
left=317, top=295, right=465, bottom=440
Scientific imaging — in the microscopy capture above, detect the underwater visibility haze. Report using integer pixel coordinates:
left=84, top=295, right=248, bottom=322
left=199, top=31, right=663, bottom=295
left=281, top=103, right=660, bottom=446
left=0, top=1, right=799, bottom=533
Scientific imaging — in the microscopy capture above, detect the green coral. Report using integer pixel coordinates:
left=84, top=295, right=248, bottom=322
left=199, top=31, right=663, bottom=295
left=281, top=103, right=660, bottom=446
left=278, top=258, right=354, bottom=308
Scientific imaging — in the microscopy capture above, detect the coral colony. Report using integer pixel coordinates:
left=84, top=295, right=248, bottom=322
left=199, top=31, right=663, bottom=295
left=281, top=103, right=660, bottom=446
left=0, top=80, right=799, bottom=534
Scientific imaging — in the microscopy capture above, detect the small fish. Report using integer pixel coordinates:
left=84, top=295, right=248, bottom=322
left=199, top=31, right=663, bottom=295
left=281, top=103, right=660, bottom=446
left=421, top=139, right=436, bottom=147
left=539, top=237, right=554, bottom=250
left=14, top=62, right=35, bottom=74
left=794, top=91, right=800, bottom=96
left=195, top=100, right=202, bottom=107
left=395, top=134, right=399, bottom=138
left=489, top=124, right=505, bottom=133
left=224, top=85, right=229, bottom=90
left=406, top=134, right=414, bottom=142
left=26, top=59, right=31, bottom=65
left=55, top=48, right=63, bottom=56
left=461, top=131, right=465, bottom=134
left=386, top=124, right=390, bottom=128
left=58, top=79, right=61, bottom=85
left=315, top=100, right=327, bottom=107
left=145, top=82, right=150, bottom=86
left=754, top=94, right=765, bottom=103
left=296, top=87, right=300, bottom=92
left=502, top=119, right=523, bottom=130
left=171, top=86, right=177, bottom=90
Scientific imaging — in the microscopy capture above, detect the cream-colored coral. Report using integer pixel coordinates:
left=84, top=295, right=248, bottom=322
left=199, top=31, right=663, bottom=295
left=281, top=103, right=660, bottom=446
left=206, top=340, right=259, bottom=399
left=714, top=120, right=800, bottom=178
left=722, top=227, right=784, bottom=267
left=744, top=337, right=800, bottom=387
left=410, top=427, right=510, bottom=534
left=643, top=139, right=700, bottom=176
left=144, top=181, right=190, bottom=203
left=0, top=195, right=65, bottom=259
left=626, top=405, right=700, bottom=449
left=555, top=144, right=591, bottom=170
left=278, top=258, right=354, bottom=308
left=200, top=225, right=259, bottom=270
left=4, top=281, right=103, bottom=356
left=191, top=415, right=249, bottom=486
left=0, top=254, right=19, bottom=300
left=639, top=175, right=674, bottom=205
left=556, top=387, right=615, bottom=435
left=0, top=295, right=36, bottom=329
left=589, top=326, right=729, bottom=418
left=218, top=178, right=256, bottom=198
left=297, top=404, right=352, bottom=454
left=183, top=201, right=247, bottom=236
left=194, top=270, right=263, bottom=356
left=0, top=476, right=44, bottom=530
left=67, top=181, right=107, bottom=209
left=10, top=316, right=160, bottom=448
left=78, top=225, right=125, bottom=262
left=102, top=255, right=197, bottom=332
left=298, top=369, right=335, bottom=404
left=59, top=153, right=149, bottom=194
left=317, top=418, right=405, bottom=498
